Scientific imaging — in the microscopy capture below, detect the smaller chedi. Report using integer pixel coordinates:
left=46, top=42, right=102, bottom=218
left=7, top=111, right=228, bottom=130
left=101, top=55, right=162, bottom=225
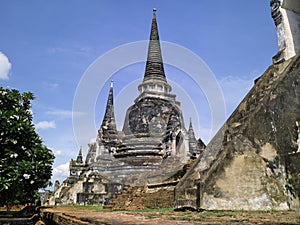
left=50, top=9, right=205, bottom=206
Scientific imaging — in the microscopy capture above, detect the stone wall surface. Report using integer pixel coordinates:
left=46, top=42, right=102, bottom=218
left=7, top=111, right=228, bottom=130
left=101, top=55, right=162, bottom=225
left=175, top=52, right=300, bottom=211
left=39, top=210, right=89, bottom=225
left=0, top=206, right=39, bottom=225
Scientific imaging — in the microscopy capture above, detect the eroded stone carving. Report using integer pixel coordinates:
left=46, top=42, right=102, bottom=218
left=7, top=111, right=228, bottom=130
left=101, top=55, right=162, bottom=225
left=271, top=0, right=283, bottom=26
left=271, top=0, right=300, bottom=63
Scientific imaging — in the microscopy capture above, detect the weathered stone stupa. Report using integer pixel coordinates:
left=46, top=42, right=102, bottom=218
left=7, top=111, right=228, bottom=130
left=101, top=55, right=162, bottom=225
left=174, top=0, right=300, bottom=211
left=50, top=9, right=205, bottom=206
left=115, top=9, right=189, bottom=165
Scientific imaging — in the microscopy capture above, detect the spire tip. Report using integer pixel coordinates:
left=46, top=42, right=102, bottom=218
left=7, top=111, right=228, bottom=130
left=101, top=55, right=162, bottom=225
left=189, top=117, right=193, bottom=129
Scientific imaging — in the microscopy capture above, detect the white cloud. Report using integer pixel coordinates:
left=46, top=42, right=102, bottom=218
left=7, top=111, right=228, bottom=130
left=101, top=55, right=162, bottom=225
left=0, top=52, right=12, bottom=80
left=47, top=46, right=91, bottom=55
left=46, top=109, right=86, bottom=119
left=52, top=162, right=69, bottom=182
left=35, top=120, right=56, bottom=130
left=47, top=110, right=72, bottom=118
left=53, top=149, right=62, bottom=156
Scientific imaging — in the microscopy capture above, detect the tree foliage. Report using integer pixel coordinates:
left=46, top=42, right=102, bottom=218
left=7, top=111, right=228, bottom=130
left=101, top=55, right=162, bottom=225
left=0, top=87, right=55, bottom=208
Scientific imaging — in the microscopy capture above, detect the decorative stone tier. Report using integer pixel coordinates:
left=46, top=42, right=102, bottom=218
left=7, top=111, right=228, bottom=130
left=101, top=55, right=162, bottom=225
left=114, top=134, right=164, bottom=166
left=93, top=164, right=161, bottom=185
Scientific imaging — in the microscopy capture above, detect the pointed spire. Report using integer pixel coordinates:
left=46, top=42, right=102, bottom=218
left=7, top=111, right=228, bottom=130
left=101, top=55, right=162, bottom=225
left=99, top=81, right=117, bottom=138
left=76, top=146, right=83, bottom=163
left=143, top=8, right=166, bottom=82
left=188, top=118, right=199, bottom=156
left=136, top=8, right=175, bottom=103
left=188, top=118, right=196, bottom=138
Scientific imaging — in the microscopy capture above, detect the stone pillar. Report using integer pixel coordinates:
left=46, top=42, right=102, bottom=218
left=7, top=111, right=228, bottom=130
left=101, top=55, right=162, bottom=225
left=271, top=0, right=300, bottom=63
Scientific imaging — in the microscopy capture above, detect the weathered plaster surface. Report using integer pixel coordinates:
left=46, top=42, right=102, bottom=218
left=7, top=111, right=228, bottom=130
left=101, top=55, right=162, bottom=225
left=175, top=53, right=300, bottom=211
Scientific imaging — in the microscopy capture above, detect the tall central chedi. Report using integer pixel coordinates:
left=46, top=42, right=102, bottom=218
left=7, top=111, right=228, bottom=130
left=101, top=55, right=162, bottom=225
left=116, top=8, right=187, bottom=165
left=50, top=9, right=205, bottom=206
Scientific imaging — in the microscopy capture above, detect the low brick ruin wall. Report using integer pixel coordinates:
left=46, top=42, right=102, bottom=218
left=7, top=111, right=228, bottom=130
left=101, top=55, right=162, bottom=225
left=39, top=208, right=89, bottom=225
left=0, top=216, right=39, bottom=225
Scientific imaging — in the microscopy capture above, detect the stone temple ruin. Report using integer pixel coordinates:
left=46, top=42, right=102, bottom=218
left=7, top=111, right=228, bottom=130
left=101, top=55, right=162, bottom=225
left=175, top=0, right=300, bottom=211
left=51, top=1, right=300, bottom=211
left=50, top=9, right=205, bottom=206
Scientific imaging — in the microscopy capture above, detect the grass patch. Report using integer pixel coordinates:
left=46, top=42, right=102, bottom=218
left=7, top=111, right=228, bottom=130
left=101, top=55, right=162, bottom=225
left=124, top=208, right=173, bottom=213
left=54, top=206, right=174, bottom=214
left=54, top=205, right=104, bottom=212
left=199, top=210, right=235, bottom=218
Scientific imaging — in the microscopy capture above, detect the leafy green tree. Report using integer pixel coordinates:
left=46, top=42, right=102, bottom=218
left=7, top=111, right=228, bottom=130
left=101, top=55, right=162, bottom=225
left=0, top=87, right=55, bottom=209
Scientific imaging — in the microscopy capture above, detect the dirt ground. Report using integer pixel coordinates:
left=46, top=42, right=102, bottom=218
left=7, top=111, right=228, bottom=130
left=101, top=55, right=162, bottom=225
left=43, top=206, right=300, bottom=225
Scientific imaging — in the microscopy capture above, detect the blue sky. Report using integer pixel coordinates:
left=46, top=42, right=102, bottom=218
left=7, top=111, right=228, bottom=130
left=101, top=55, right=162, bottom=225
left=0, top=1, right=278, bottom=184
